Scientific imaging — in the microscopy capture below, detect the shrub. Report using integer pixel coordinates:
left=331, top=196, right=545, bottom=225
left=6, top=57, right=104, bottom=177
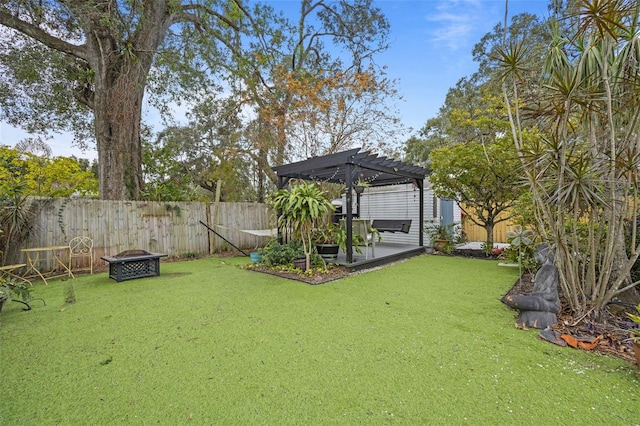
left=259, top=240, right=304, bottom=267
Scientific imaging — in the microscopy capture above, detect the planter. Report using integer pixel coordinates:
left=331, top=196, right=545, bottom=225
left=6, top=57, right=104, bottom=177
left=293, top=258, right=307, bottom=271
left=250, top=252, right=262, bottom=263
left=633, top=341, right=640, bottom=367
left=432, top=239, right=450, bottom=253
left=354, top=185, right=365, bottom=195
left=316, top=244, right=339, bottom=260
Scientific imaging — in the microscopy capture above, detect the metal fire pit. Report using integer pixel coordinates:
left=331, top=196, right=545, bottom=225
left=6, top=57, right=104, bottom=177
left=101, top=250, right=168, bottom=282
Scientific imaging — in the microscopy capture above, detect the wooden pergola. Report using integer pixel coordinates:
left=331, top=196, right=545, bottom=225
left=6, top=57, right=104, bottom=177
left=272, top=148, right=429, bottom=264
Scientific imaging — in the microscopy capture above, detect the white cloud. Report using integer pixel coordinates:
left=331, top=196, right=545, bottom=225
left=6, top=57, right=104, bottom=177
left=425, top=0, right=493, bottom=51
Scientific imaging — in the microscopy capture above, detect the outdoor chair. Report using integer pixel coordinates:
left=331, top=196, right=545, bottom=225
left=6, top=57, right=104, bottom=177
left=69, top=236, right=93, bottom=274
left=352, top=218, right=376, bottom=260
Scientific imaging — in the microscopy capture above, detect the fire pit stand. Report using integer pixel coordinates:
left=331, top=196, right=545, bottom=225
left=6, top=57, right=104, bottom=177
left=101, top=250, right=168, bottom=282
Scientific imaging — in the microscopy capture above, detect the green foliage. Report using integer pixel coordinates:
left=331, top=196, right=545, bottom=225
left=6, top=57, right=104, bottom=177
left=258, top=240, right=304, bottom=267
left=0, top=146, right=98, bottom=197
left=429, top=137, right=524, bottom=246
left=0, top=277, right=32, bottom=303
left=497, top=1, right=640, bottom=316
left=0, top=185, right=40, bottom=265
left=1, top=1, right=394, bottom=199
left=312, top=222, right=345, bottom=245
left=505, top=226, right=537, bottom=273
left=313, top=221, right=367, bottom=255
left=141, top=99, right=257, bottom=201
left=506, top=225, right=534, bottom=248
left=628, top=304, right=640, bottom=343
left=424, top=221, right=455, bottom=254
left=424, top=221, right=454, bottom=242
left=268, top=182, right=334, bottom=270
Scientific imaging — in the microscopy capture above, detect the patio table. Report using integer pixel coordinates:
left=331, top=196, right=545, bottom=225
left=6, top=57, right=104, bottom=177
left=21, top=246, right=74, bottom=284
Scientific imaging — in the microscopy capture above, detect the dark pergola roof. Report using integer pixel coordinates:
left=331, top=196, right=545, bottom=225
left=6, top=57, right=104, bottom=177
left=272, top=148, right=429, bottom=187
left=272, top=148, right=429, bottom=265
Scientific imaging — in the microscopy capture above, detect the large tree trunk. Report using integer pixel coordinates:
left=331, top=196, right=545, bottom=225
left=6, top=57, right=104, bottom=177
left=94, top=72, right=145, bottom=199
left=78, top=1, right=172, bottom=200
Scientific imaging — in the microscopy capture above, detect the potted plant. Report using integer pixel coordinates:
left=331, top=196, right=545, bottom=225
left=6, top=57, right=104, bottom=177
left=424, top=221, right=454, bottom=254
left=268, top=181, right=334, bottom=271
left=0, top=277, right=32, bottom=313
left=312, top=222, right=345, bottom=260
left=353, top=179, right=370, bottom=195
left=627, top=303, right=640, bottom=366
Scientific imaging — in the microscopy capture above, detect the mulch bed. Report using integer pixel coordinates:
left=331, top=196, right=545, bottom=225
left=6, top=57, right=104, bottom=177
left=504, top=272, right=638, bottom=365
left=247, top=264, right=351, bottom=285
left=452, top=248, right=501, bottom=259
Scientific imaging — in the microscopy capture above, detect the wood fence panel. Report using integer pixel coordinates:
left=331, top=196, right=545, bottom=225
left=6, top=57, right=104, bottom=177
left=13, top=198, right=272, bottom=272
left=208, top=202, right=275, bottom=252
left=461, top=211, right=513, bottom=243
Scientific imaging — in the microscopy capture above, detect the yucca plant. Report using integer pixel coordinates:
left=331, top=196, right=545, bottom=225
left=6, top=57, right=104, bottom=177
left=268, top=181, right=334, bottom=271
left=497, top=1, right=640, bottom=319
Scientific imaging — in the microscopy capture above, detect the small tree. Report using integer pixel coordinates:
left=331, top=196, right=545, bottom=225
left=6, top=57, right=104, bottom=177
left=268, top=182, right=334, bottom=271
left=497, top=1, right=640, bottom=317
left=429, top=137, right=524, bottom=247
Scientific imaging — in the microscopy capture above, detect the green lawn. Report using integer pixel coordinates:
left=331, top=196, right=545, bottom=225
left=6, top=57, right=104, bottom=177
left=1, top=255, right=638, bottom=424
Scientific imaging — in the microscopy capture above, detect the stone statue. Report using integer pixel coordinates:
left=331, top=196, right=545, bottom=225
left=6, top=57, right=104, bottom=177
left=501, top=243, right=561, bottom=329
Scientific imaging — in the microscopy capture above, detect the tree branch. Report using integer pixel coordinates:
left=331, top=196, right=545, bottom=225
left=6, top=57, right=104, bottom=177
left=0, top=11, right=87, bottom=60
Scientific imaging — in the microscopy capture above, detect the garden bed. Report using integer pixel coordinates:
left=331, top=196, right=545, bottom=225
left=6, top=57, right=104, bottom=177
left=248, top=264, right=350, bottom=284
left=504, top=272, right=638, bottom=364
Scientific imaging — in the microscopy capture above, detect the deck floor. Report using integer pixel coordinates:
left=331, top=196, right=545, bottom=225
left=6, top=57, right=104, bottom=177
left=327, top=243, right=426, bottom=272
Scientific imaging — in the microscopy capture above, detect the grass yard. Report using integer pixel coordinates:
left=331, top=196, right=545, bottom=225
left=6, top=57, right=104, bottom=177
left=1, top=255, right=638, bottom=424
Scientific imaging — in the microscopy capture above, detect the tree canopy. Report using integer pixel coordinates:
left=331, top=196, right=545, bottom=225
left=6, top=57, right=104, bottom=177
left=429, top=137, right=524, bottom=246
left=0, top=145, right=98, bottom=197
left=0, top=1, right=398, bottom=200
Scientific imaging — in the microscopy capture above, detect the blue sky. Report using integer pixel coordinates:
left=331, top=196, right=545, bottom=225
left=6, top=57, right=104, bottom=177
left=374, top=0, right=549, bottom=136
left=0, top=0, right=550, bottom=159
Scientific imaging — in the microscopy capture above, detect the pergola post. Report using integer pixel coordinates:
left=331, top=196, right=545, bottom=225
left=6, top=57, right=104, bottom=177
left=345, top=163, right=354, bottom=263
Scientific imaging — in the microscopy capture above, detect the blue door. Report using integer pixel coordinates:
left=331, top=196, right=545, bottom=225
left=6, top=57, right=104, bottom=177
left=441, top=199, right=454, bottom=226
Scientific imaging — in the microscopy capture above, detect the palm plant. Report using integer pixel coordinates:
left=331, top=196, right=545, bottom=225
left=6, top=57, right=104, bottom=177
left=496, top=1, right=640, bottom=319
left=268, top=181, right=334, bottom=271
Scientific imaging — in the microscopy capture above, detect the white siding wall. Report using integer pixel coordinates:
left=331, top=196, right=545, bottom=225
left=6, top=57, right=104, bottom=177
left=340, top=182, right=432, bottom=245
left=340, top=180, right=462, bottom=245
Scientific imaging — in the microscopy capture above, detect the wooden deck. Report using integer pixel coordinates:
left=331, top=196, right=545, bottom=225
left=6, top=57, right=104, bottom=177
left=328, top=243, right=425, bottom=272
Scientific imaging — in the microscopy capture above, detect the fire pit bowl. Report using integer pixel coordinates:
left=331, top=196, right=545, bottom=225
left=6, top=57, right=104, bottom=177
left=101, top=250, right=168, bottom=282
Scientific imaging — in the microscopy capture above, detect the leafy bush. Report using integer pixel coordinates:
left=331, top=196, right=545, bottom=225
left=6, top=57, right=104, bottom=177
left=259, top=240, right=304, bottom=267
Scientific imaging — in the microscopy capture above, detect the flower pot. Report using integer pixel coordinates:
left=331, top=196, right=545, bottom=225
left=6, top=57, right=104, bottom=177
left=354, top=185, right=365, bottom=195
left=293, top=258, right=307, bottom=271
left=316, top=244, right=339, bottom=260
left=250, top=252, right=262, bottom=263
left=633, top=341, right=640, bottom=367
left=433, top=239, right=449, bottom=253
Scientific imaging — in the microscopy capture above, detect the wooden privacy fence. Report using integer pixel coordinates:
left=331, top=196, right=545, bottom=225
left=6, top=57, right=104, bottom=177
left=462, top=219, right=512, bottom=243
left=8, top=198, right=275, bottom=272
left=460, top=206, right=515, bottom=244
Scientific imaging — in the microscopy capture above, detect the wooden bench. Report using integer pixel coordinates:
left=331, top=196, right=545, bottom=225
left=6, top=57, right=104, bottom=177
left=371, top=219, right=412, bottom=233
